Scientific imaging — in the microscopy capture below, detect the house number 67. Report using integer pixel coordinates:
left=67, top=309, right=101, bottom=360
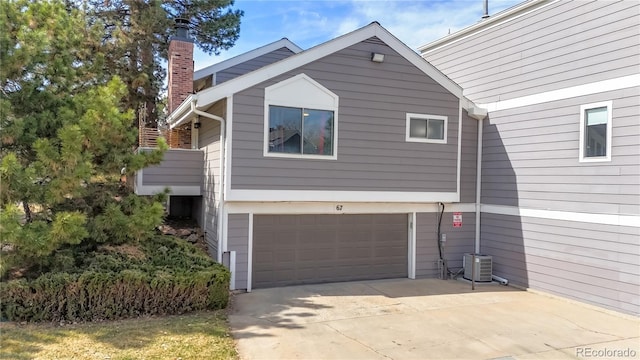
left=336, top=205, right=343, bottom=211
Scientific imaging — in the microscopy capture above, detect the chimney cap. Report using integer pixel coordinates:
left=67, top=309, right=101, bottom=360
left=175, top=18, right=190, bottom=27
left=171, top=18, right=193, bottom=42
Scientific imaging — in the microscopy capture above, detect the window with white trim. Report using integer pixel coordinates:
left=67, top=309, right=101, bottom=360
left=263, top=73, right=339, bottom=159
left=405, top=113, right=448, bottom=144
left=579, top=101, right=612, bottom=162
left=268, top=105, right=334, bottom=156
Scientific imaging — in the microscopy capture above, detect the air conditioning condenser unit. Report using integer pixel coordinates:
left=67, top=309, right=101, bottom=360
left=463, top=253, right=492, bottom=282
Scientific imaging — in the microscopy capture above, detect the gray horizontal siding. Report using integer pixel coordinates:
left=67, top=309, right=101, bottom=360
left=481, top=88, right=640, bottom=214
left=228, top=214, right=249, bottom=290
left=141, top=149, right=203, bottom=188
left=416, top=211, right=475, bottom=278
left=231, top=37, right=462, bottom=193
left=481, top=212, right=640, bottom=315
left=199, top=99, right=224, bottom=258
left=460, top=111, right=478, bottom=203
left=216, top=47, right=296, bottom=85
left=422, top=0, right=640, bottom=103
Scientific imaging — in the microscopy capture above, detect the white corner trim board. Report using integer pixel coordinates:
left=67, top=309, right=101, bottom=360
left=408, top=212, right=417, bottom=279
left=246, top=213, right=254, bottom=292
left=481, top=204, right=640, bottom=228
left=457, top=101, right=463, bottom=197
left=478, top=74, right=640, bottom=112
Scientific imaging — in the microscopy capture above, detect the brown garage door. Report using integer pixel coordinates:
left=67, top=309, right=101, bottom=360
left=253, top=214, right=408, bottom=288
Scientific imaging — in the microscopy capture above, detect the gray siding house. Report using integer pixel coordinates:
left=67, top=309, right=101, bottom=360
left=137, top=0, right=638, bottom=317
left=141, top=22, right=486, bottom=293
left=420, top=0, right=639, bottom=315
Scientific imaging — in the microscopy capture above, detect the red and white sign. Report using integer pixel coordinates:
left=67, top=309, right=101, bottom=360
left=453, top=212, right=463, bottom=227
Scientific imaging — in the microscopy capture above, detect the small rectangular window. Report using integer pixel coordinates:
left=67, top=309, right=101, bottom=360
left=579, top=101, right=612, bottom=162
left=268, top=105, right=334, bottom=156
left=406, top=113, right=448, bottom=144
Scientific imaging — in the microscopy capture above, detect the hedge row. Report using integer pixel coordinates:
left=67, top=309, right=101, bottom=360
left=0, top=236, right=230, bottom=322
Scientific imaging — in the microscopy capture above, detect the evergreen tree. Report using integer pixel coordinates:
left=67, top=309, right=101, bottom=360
left=80, top=0, right=243, bottom=126
left=0, top=1, right=167, bottom=277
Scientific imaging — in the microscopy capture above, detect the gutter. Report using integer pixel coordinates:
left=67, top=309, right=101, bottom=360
left=189, top=101, right=227, bottom=264
left=462, top=96, right=487, bottom=254
left=167, top=98, right=228, bottom=264
left=475, top=117, right=483, bottom=253
left=168, top=95, right=196, bottom=129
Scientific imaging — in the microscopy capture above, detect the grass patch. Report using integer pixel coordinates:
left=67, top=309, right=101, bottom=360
left=0, top=310, right=237, bottom=360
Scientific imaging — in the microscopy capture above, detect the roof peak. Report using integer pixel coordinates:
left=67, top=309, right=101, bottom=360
left=193, top=38, right=303, bottom=81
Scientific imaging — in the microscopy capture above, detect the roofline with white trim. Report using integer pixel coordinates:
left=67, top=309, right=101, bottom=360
left=418, top=0, right=549, bottom=53
left=169, top=22, right=486, bottom=129
left=193, top=38, right=303, bottom=81
left=197, top=23, right=463, bottom=107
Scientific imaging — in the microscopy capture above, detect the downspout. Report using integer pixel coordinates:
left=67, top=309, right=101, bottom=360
left=475, top=117, right=483, bottom=254
left=190, top=101, right=227, bottom=263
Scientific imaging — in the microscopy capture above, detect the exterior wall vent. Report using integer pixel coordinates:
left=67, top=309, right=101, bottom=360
left=463, top=253, right=493, bottom=282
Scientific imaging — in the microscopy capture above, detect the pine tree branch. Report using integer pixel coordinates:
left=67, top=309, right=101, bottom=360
left=22, top=199, right=32, bottom=223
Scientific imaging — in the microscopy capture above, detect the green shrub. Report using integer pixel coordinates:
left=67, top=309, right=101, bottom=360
left=0, top=236, right=230, bottom=322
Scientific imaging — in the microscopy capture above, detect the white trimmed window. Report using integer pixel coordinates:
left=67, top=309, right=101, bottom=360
left=268, top=106, right=334, bottom=156
left=264, top=74, right=339, bottom=160
left=579, top=101, right=612, bottom=162
left=405, top=113, right=448, bottom=144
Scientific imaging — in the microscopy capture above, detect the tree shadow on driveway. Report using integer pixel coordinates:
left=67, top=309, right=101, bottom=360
left=227, top=278, right=520, bottom=340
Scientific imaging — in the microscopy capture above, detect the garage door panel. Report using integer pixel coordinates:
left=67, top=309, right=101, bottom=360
left=338, top=247, right=372, bottom=259
left=275, top=251, right=296, bottom=266
left=304, top=233, right=336, bottom=246
left=253, top=250, right=273, bottom=263
left=253, top=214, right=408, bottom=288
left=254, top=230, right=296, bottom=246
left=337, top=231, right=368, bottom=239
left=338, top=214, right=373, bottom=224
left=375, top=246, right=406, bottom=257
left=298, top=248, right=335, bottom=261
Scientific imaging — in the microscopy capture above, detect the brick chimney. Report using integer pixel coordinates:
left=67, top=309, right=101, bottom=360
left=168, top=18, right=194, bottom=114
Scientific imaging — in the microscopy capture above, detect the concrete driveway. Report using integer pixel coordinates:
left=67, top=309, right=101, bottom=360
left=229, top=279, right=640, bottom=360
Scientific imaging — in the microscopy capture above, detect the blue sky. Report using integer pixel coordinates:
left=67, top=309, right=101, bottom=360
left=193, top=0, right=523, bottom=71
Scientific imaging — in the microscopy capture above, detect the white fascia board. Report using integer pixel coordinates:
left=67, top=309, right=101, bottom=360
left=226, top=202, right=477, bottom=214
left=193, top=38, right=303, bottom=81
left=460, top=96, right=487, bottom=120
left=226, top=189, right=459, bottom=203
left=372, top=26, right=463, bottom=99
left=168, top=94, right=196, bottom=129
left=418, top=0, right=552, bottom=53
left=196, top=23, right=464, bottom=110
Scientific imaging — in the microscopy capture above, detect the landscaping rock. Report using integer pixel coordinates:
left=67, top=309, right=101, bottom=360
left=186, top=233, right=199, bottom=243
left=157, top=225, right=177, bottom=236
left=177, top=228, right=192, bottom=237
